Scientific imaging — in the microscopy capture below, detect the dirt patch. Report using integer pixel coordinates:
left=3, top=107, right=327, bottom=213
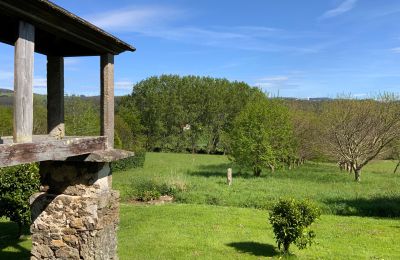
left=128, top=195, right=174, bottom=205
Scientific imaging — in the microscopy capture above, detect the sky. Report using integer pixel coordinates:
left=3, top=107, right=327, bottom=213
left=1, top=0, right=400, bottom=98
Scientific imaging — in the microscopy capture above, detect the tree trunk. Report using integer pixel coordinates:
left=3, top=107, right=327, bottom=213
left=283, top=241, right=290, bottom=253
left=394, top=161, right=400, bottom=174
left=17, top=222, right=23, bottom=239
left=354, top=168, right=361, bottom=182
left=253, top=167, right=261, bottom=177
left=267, top=164, right=275, bottom=173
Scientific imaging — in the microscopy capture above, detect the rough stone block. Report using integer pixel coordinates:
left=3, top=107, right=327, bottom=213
left=30, top=161, right=119, bottom=259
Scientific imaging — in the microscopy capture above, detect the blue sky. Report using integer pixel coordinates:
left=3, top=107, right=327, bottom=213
left=1, top=0, right=400, bottom=98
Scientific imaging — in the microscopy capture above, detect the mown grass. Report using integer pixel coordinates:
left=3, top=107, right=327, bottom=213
left=113, top=152, right=400, bottom=217
left=2, top=152, right=400, bottom=259
left=0, top=219, right=31, bottom=259
left=4, top=203, right=399, bottom=260
left=118, top=203, right=400, bottom=260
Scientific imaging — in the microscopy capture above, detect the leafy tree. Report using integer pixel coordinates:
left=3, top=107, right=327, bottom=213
left=0, top=105, right=12, bottom=136
left=33, top=95, right=47, bottom=135
left=129, top=75, right=256, bottom=153
left=269, top=199, right=320, bottom=253
left=0, top=164, right=40, bottom=237
left=116, top=98, right=146, bottom=151
left=65, top=95, right=100, bottom=136
left=229, top=95, right=295, bottom=176
left=320, top=95, right=400, bottom=181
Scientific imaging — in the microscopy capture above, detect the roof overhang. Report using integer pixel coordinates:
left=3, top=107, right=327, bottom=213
left=0, top=0, right=135, bottom=56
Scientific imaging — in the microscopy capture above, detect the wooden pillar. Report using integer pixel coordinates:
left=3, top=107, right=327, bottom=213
left=227, top=168, right=232, bottom=186
left=100, top=54, right=114, bottom=148
left=13, top=21, right=35, bottom=143
left=47, top=56, right=65, bottom=139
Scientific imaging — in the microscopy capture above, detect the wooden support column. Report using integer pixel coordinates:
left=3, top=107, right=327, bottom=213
left=13, top=21, right=35, bottom=143
left=100, top=54, right=114, bottom=149
left=47, top=56, right=65, bottom=139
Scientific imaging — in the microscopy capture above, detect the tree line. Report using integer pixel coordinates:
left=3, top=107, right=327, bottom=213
left=0, top=75, right=399, bottom=181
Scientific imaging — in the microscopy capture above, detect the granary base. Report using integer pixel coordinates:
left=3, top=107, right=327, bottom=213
left=30, top=161, right=119, bottom=260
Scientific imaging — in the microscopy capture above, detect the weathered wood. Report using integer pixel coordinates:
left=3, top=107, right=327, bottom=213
left=65, top=149, right=135, bottom=162
left=13, top=21, right=35, bottom=143
left=227, top=168, right=232, bottom=186
left=0, top=136, right=107, bottom=167
left=100, top=54, right=114, bottom=149
left=47, top=56, right=65, bottom=139
left=0, top=0, right=135, bottom=56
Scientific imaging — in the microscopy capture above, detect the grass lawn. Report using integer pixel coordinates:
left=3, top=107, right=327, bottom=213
left=118, top=203, right=400, bottom=260
left=113, top=152, right=400, bottom=217
left=4, top=204, right=399, bottom=259
left=1, top=152, right=400, bottom=259
left=0, top=219, right=31, bottom=259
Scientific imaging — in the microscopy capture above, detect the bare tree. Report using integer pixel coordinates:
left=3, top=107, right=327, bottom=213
left=321, top=96, right=400, bottom=181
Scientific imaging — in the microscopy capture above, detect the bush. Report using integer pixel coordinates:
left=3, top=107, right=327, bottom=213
left=229, top=94, right=296, bottom=176
left=131, top=178, right=187, bottom=202
left=111, top=151, right=146, bottom=171
left=269, top=198, right=320, bottom=253
left=0, top=164, right=40, bottom=237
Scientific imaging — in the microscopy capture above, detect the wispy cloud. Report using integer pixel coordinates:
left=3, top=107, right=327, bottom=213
left=0, top=70, right=13, bottom=81
left=115, top=81, right=133, bottom=90
left=33, top=77, right=47, bottom=88
left=254, top=75, right=299, bottom=90
left=320, top=0, right=358, bottom=19
left=85, top=6, right=336, bottom=54
left=390, top=47, right=400, bottom=53
left=86, top=5, right=184, bottom=32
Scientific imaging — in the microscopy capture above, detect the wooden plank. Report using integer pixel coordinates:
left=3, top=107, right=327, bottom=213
left=13, top=21, right=35, bottom=143
left=65, top=149, right=135, bottom=162
left=100, top=54, right=114, bottom=149
left=47, top=56, right=65, bottom=139
left=0, top=136, right=107, bottom=167
left=0, top=0, right=135, bottom=56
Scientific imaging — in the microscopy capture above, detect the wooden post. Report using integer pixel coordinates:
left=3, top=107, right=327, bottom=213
left=13, top=21, right=35, bottom=143
left=47, top=56, right=65, bottom=139
left=100, top=54, right=114, bottom=148
left=227, top=168, right=232, bottom=186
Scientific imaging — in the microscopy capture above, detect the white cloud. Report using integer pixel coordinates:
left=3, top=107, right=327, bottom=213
left=255, top=75, right=299, bottom=90
left=115, top=81, right=133, bottom=90
left=86, top=6, right=184, bottom=32
left=0, top=70, right=13, bottom=81
left=390, top=47, right=400, bottom=53
left=85, top=6, right=334, bottom=54
left=321, top=0, right=358, bottom=19
left=259, top=76, right=289, bottom=82
left=64, top=58, right=80, bottom=65
left=33, top=77, right=47, bottom=88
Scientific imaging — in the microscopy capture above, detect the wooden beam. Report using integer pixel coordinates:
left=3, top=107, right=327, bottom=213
left=13, top=21, right=35, bottom=143
left=0, top=136, right=107, bottom=167
left=65, top=149, right=135, bottom=162
left=47, top=56, right=65, bottom=139
left=100, top=54, right=114, bottom=149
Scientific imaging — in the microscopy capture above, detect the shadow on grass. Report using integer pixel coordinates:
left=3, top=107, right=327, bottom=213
left=326, top=196, right=400, bottom=218
left=189, top=162, right=349, bottom=183
left=188, top=163, right=268, bottom=179
left=0, top=222, right=31, bottom=259
left=226, top=241, right=279, bottom=257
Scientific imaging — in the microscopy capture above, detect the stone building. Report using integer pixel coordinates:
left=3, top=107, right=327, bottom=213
left=0, top=0, right=135, bottom=259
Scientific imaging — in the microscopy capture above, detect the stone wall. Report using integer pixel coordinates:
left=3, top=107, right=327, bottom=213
left=30, top=162, right=119, bottom=260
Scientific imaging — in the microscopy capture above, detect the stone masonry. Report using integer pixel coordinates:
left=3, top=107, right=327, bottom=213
left=30, top=161, right=119, bottom=260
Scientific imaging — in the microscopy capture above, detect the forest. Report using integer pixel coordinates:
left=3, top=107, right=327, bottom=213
left=1, top=74, right=399, bottom=181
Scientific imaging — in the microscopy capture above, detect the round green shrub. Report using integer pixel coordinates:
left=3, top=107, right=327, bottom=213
left=0, top=164, right=40, bottom=237
left=269, top=198, right=320, bottom=253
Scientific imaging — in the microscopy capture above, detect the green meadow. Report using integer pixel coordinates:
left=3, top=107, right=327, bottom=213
left=1, top=152, right=400, bottom=259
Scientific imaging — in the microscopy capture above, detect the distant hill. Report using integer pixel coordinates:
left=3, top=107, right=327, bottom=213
left=0, top=89, right=13, bottom=107
left=0, top=90, right=123, bottom=107
left=0, top=88, right=13, bottom=94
